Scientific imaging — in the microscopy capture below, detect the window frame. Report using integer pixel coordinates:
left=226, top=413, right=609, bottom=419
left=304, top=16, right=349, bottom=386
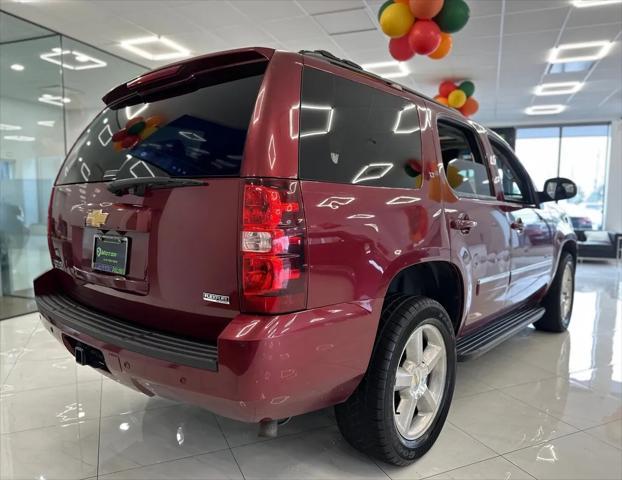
left=436, top=116, right=496, bottom=200
left=488, top=136, right=538, bottom=206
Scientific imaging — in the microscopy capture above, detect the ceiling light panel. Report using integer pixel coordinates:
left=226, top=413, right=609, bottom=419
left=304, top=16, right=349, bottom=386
left=535, top=82, right=584, bottom=95
left=40, top=48, right=106, bottom=70
left=3, top=135, right=35, bottom=142
left=572, top=0, right=622, bottom=7
left=549, top=41, right=613, bottom=63
left=362, top=61, right=410, bottom=79
left=0, top=123, right=22, bottom=131
left=120, top=36, right=190, bottom=61
left=525, top=105, right=566, bottom=115
left=315, top=9, right=373, bottom=35
left=38, top=94, right=71, bottom=106
left=10, top=64, right=25, bottom=71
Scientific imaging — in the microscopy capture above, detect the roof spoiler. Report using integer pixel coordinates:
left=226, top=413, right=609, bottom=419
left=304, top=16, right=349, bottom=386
left=102, top=47, right=274, bottom=107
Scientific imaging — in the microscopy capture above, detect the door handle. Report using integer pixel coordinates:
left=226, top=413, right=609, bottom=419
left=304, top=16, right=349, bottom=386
left=511, top=219, right=525, bottom=232
left=450, top=213, right=477, bottom=234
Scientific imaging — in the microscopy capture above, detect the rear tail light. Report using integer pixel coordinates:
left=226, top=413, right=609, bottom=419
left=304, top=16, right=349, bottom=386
left=240, top=178, right=307, bottom=313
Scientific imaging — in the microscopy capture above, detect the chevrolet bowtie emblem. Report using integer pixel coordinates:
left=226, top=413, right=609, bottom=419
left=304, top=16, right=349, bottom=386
left=85, top=209, right=109, bottom=228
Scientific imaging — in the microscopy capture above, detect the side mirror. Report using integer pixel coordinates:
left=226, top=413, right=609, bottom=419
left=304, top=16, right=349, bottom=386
left=539, top=177, right=578, bottom=202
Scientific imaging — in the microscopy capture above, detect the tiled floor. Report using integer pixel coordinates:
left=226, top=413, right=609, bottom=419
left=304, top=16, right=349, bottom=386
left=1, top=263, right=621, bottom=479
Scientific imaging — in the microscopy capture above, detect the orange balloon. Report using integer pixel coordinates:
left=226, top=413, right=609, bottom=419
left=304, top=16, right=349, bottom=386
left=428, top=32, right=452, bottom=59
left=434, top=95, right=449, bottom=106
left=409, top=0, right=444, bottom=19
left=145, top=115, right=165, bottom=128
left=428, top=176, right=442, bottom=203
left=460, top=97, right=479, bottom=116
left=395, top=0, right=409, bottom=3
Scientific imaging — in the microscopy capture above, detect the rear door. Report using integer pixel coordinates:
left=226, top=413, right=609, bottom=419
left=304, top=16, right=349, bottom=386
left=488, top=138, right=554, bottom=305
left=48, top=53, right=269, bottom=341
left=436, top=118, right=511, bottom=334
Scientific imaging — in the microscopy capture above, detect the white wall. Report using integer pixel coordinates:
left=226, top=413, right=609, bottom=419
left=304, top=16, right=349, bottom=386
left=604, top=119, right=622, bottom=232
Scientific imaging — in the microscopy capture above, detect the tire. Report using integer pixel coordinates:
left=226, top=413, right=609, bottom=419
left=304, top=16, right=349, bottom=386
left=335, top=295, right=456, bottom=466
left=534, top=252, right=575, bottom=333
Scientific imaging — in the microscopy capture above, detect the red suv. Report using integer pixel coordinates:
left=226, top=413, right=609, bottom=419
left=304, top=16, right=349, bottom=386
left=35, top=48, right=578, bottom=465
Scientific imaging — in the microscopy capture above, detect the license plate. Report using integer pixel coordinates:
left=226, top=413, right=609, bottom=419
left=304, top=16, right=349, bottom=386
left=92, top=235, right=129, bottom=275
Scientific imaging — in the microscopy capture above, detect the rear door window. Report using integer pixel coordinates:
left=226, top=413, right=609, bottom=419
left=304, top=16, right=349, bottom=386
left=437, top=120, right=493, bottom=198
left=299, top=67, right=423, bottom=189
left=56, top=66, right=265, bottom=185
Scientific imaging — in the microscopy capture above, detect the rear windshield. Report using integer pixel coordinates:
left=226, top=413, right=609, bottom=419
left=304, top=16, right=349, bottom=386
left=56, top=68, right=265, bottom=185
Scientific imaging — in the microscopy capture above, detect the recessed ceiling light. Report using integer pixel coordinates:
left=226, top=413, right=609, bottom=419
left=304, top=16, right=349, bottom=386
left=525, top=105, right=566, bottom=115
left=572, top=0, right=622, bottom=7
left=3, top=135, right=35, bottom=142
left=535, top=81, right=583, bottom=95
left=38, top=94, right=71, bottom=106
left=10, top=63, right=25, bottom=71
left=119, top=36, right=190, bottom=61
left=549, top=41, right=613, bottom=63
left=362, top=61, right=410, bottom=79
left=40, top=48, right=106, bottom=70
left=0, top=123, right=22, bottom=131
left=37, top=120, right=56, bottom=127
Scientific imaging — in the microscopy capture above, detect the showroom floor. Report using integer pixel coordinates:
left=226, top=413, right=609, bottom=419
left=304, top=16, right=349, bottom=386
left=1, top=262, right=620, bottom=480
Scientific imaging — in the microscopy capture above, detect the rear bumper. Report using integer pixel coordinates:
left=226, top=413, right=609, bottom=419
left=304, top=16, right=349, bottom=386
left=34, top=269, right=380, bottom=422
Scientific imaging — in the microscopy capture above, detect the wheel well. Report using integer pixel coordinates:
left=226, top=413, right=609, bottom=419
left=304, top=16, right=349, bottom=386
left=560, top=240, right=577, bottom=265
left=384, top=262, right=464, bottom=334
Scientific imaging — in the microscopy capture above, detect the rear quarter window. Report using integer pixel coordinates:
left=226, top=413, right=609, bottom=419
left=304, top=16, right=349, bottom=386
left=299, top=67, right=423, bottom=189
left=56, top=68, right=265, bottom=185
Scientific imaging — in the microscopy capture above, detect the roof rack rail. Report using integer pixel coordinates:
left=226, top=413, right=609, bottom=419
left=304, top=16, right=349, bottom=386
left=298, top=50, right=363, bottom=71
left=298, top=49, right=438, bottom=107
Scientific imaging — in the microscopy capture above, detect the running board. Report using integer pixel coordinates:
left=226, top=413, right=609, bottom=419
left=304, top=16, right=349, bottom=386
left=456, top=306, right=546, bottom=361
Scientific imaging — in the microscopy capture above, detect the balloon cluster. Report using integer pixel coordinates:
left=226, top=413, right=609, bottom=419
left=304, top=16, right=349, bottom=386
left=434, top=80, right=479, bottom=117
left=111, top=115, right=164, bottom=151
left=378, top=0, right=470, bottom=62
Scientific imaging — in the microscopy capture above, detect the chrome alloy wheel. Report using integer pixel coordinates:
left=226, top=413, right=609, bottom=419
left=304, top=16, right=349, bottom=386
left=560, top=263, right=574, bottom=324
left=393, top=323, right=447, bottom=441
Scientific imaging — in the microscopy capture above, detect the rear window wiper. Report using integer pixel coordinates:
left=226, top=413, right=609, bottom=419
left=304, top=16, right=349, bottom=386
left=107, top=177, right=206, bottom=196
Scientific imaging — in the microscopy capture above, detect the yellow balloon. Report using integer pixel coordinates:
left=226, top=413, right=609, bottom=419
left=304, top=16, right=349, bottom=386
left=446, top=165, right=464, bottom=189
left=380, top=3, right=414, bottom=38
left=448, top=89, right=467, bottom=108
left=139, top=125, right=158, bottom=140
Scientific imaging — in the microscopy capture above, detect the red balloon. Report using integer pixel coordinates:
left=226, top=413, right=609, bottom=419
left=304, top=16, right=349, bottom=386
left=111, top=128, right=128, bottom=142
left=389, top=35, right=415, bottom=61
left=407, top=20, right=441, bottom=55
left=439, top=80, right=457, bottom=98
left=121, top=134, right=140, bottom=149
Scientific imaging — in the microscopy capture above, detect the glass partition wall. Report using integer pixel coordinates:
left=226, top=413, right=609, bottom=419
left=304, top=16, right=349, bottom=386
left=0, top=12, right=145, bottom=319
left=515, top=124, right=610, bottom=231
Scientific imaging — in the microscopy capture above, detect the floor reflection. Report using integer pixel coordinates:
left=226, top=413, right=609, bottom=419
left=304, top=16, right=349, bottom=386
left=0, top=263, right=620, bottom=479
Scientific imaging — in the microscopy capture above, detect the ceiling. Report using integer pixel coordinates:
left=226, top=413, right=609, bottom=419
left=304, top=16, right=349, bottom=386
left=1, top=0, right=621, bottom=126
